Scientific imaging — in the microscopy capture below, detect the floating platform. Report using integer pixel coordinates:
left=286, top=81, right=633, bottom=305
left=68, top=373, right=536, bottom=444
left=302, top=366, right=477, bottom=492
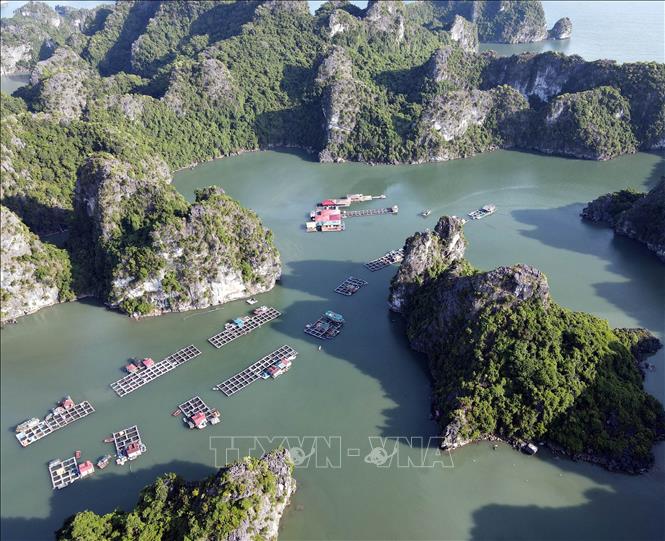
left=178, top=396, right=220, bottom=429
left=110, top=345, right=202, bottom=397
left=213, top=345, right=298, bottom=397
left=304, top=311, right=345, bottom=340
left=16, top=400, right=95, bottom=447
left=334, top=276, right=368, bottom=296
left=364, top=248, right=404, bottom=272
left=111, top=425, right=145, bottom=463
left=468, top=204, right=496, bottom=220
left=207, top=306, right=281, bottom=349
left=48, top=457, right=80, bottom=490
left=342, top=205, right=398, bottom=218
left=329, top=194, right=386, bottom=207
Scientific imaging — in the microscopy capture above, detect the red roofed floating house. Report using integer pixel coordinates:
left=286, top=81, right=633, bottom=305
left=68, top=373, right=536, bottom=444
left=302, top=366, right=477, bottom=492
left=61, top=396, right=75, bottom=410
left=126, top=442, right=142, bottom=460
left=78, top=460, right=94, bottom=478
left=141, top=357, right=155, bottom=368
left=190, top=411, right=208, bottom=429
left=125, top=362, right=138, bottom=374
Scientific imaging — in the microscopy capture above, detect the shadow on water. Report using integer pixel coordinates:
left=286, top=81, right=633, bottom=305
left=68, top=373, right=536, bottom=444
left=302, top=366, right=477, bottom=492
left=511, top=203, right=665, bottom=332
left=1, top=460, right=215, bottom=541
left=469, top=451, right=665, bottom=541
left=268, top=258, right=443, bottom=444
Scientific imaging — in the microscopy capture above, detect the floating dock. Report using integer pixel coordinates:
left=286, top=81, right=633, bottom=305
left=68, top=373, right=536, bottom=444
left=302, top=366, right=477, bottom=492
left=178, top=396, right=220, bottom=429
left=334, top=276, right=368, bottom=296
left=304, top=311, right=345, bottom=340
left=213, top=345, right=298, bottom=397
left=48, top=457, right=80, bottom=490
left=111, top=425, right=145, bottom=463
left=330, top=194, right=386, bottom=207
left=16, top=399, right=95, bottom=447
left=364, top=248, right=404, bottom=272
left=207, top=306, right=281, bottom=349
left=110, top=345, right=202, bottom=397
left=468, top=204, right=496, bottom=220
left=342, top=205, right=398, bottom=218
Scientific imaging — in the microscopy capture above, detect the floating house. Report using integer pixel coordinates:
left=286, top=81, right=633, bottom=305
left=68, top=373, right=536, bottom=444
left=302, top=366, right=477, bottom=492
left=141, top=357, right=155, bottom=368
left=78, top=460, right=94, bottom=478
left=125, top=362, right=139, bottom=374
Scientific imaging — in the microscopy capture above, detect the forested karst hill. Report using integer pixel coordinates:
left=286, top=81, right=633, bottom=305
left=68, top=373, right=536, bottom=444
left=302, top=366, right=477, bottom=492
left=388, top=216, right=665, bottom=473
left=1, top=0, right=663, bottom=320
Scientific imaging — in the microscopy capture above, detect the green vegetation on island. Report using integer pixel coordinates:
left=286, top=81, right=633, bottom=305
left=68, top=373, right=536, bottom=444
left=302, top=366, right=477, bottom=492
left=57, top=449, right=295, bottom=541
left=1, top=0, right=663, bottom=319
left=582, top=178, right=665, bottom=261
left=389, top=216, right=665, bottom=473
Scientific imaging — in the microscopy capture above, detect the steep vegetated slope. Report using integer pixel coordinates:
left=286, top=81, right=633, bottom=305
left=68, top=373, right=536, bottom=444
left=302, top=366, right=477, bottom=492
left=388, top=217, right=665, bottom=473
left=582, top=178, right=665, bottom=261
left=1, top=0, right=663, bottom=319
left=57, top=449, right=296, bottom=541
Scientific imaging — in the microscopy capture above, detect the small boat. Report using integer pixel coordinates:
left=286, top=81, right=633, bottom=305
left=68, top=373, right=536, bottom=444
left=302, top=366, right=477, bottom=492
left=97, top=455, right=112, bottom=469
left=246, top=297, right=258, bottom=305
left=116, top=455, right=128, bottom=466
left=103, top=436, right=114, bottom=443
left=75, top=450, right=81, bottom=459
left=171, top=409, right=182, bottom=416
left=522, top=443, right=539, bottom=455
left=421, top=209, right=431, bottom=217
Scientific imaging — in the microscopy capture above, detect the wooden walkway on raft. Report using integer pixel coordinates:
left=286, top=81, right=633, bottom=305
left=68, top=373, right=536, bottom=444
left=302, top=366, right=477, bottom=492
left=48, top=456, right=80, bottom=490
left=110, top=345, right=201, bottom=397
left=112, top=425, right=143, bottom=456
left=342, top=206, right=398, bottom=218
left=213, top=345, right=298, bottom=397
left=304, top=317, right=343, bottom=340
left=178, top=396, right=219, bottom=426
left=364, top=248, right=404, bottom=271
left=16, top=401, right=95, bottom=448
left=207, top=307, right=281, bottom=349
left=334, top=276, right=368, bottom=296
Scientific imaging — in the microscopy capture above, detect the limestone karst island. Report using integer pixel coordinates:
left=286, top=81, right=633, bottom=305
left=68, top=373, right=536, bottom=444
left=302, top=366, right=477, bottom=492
left=1, top=1, right=663, bottom=540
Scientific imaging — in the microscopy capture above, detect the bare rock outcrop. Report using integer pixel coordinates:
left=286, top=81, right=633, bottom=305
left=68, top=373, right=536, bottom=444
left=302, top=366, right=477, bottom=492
left=74, top=153, right=281, bottom=317
left=316, top=46, right=360, bottom=163
left=1, top=206, right=72, bottom=323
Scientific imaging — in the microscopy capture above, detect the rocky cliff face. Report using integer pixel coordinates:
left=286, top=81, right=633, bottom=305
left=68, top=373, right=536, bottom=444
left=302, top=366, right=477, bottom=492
left=548, top=17, right=573, bottom=40
left=58, top=448, right=296, bottom=541
left=364, top=0, right=406, bottom=42
left=417, top=84, right=529, bottom=161
left=533, top=86, right=637, bottom=160
left=0, top=1, right=87, bottom=75
left=389, top=216, right=466, bottom=313
left=316, top=46, right=359, bottom=163
left=423, top=0, right=554, bottom=44
left=448, top=15, right=479, bottom=53
left=1, top=206, right=72, bottom=323
left=583, top=179, right=665, bottom=262
left=27, top=46, right=96, bottom=120
left=74, top=153, right=281, bottom=317
left=163, top=57, right=236, bottom=116
left=389, top=216, right=665, bottom=472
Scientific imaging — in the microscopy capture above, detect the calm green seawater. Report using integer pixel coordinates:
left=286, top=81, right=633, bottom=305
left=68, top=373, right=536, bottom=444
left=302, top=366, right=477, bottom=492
left=1, top=149, right=664, bottom=540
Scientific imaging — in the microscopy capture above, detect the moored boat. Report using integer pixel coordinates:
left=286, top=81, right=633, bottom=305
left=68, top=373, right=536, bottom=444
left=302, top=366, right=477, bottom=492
left=97, top=454, right=112, bottom=469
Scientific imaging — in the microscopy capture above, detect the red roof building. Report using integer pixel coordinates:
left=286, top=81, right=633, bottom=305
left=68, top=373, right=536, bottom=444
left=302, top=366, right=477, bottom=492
left=78, top=460, right=94, bottom=477
left=142, top=358, right=155, bottom=368
left=125, top=363, right=138, bottom=373
left=191, top=411, right=207, bottom=429
left=61, top=397, right=75, bottom=409
left=126, top=442, right=142, bottom=459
